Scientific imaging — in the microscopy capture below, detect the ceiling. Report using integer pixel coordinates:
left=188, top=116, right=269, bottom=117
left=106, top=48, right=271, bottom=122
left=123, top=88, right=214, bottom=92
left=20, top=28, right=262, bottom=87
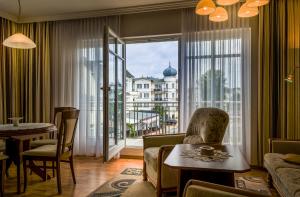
left=0, top=0, right=195, bottom=22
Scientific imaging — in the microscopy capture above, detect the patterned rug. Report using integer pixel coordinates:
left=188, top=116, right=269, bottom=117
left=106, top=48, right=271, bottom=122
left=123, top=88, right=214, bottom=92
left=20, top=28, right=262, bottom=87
left=88, top=168, right=144, bottom=197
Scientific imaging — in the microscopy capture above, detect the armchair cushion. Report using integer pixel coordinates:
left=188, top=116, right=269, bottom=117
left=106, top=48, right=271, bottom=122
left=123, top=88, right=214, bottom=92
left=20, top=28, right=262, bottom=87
left=184, top=108, right=229, bottom=144
left=144, top=147, right=159, bottom=171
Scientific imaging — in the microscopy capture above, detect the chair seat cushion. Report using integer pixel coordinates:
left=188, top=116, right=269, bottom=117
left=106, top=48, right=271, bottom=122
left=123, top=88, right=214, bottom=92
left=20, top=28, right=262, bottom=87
left=144, top=147, right=160, bottom=171
left=23, top=145, right=57, bottom=157
left=30, top=139, right=57, bottom=148
left=23, top=145, right=70, bottom=158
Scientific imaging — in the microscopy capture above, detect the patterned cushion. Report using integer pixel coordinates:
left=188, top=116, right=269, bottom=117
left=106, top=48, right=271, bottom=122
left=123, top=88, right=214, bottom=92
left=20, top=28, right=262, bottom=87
left=276, top=168, right=300, bottom=197
left=283, top=154, right=300, bottom=165
left=264, top=153, right=300, bottom=197
left=264, top=153, right=300, bottom=173
left=184, top=108, right=229, bottom=144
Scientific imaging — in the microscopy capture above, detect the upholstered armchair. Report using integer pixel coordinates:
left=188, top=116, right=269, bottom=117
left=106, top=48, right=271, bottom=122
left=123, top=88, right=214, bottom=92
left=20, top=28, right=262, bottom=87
left=143, top=108, right=229, bottom=197
left=183, top=180, right=268, bottom=197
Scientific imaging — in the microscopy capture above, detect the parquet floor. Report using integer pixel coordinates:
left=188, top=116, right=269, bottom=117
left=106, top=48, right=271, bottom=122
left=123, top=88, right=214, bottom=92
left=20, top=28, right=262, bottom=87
left=4, top=157, right=278, bottom=197
left=4, top=157, right=143, bottom=197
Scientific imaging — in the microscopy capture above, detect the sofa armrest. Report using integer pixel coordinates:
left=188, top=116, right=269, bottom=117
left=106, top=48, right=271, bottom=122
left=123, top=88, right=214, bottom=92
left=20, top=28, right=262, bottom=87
left=143, top=134, right=185, bottom=150
left=270, top=139, right=300, bottom=154
left=183, top=180, right=270, bottom=197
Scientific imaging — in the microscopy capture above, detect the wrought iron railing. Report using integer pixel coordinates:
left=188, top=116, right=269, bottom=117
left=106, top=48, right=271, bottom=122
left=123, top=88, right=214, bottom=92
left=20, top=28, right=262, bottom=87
left=126, top=101, right=179, bottom=137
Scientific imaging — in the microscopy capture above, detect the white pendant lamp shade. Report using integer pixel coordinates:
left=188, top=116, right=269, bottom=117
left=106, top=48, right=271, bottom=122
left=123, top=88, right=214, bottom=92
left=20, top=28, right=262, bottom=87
left=209, top=7, right=228, bottom=22
left=238, top=3, right=259, bottom=17
left=216, top=0, right=239, bottom=6
left=247, top=0, right=270, bottom=7
left=196, top=0, right=216, bottom=15
left=3, top=33, right=36, bottom=49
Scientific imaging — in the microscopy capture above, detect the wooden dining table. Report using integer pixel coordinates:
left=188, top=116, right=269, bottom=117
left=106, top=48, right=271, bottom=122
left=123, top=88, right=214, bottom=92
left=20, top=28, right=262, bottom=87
left=0, top=123, right=56, bottom=194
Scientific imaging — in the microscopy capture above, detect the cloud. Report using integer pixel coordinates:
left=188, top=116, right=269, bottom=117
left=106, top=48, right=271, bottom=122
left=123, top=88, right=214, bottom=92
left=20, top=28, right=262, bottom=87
left=126, top=41, right=178, bottom=78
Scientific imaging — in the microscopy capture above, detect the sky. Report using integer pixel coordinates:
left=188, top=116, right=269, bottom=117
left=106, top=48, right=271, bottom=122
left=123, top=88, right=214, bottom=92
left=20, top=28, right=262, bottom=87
left=126, top=41, right=178, bottom=78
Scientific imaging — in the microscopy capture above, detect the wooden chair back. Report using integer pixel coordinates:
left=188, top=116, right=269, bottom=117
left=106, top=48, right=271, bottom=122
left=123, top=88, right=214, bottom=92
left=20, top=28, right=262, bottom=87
left=53, top=107, right=77, bottom=129
left=56, top=109, right=80, bottom=157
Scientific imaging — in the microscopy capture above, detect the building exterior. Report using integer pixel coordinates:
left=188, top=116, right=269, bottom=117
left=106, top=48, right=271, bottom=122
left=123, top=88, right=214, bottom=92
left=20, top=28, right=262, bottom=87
left=126, top=63, right=179, bottom=135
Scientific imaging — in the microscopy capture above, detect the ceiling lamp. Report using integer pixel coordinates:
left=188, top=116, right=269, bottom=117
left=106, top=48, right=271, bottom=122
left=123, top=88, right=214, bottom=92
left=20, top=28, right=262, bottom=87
left=247, top=0, right=270, bottom=7
left=238, top=2, right=259, bottom=18
left=3, top=33, right=36, bottom=49
left=2, top=0, right=36, bottom=49
left=216, top=0, right=240, bottom=6
left=195, top=0, right=216, bottom=15
left=209, top=7, right=228, bottom=22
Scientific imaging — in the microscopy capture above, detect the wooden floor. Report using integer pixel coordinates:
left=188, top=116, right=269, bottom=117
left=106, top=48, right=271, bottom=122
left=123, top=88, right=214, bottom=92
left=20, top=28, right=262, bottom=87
left=4, top=157, right=278, bottom=197
left=5, top=157, right=143, bottom=197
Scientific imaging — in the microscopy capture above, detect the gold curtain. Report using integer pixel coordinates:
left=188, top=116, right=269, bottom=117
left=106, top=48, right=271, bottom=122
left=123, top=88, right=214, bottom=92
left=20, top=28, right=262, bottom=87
left=0, top=18, right=51, bottom=123
left=257, top=0, right=300, bottom=165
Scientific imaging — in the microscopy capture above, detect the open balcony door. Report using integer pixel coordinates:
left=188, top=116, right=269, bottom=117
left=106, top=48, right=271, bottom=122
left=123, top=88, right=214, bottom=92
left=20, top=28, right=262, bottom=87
left=103, top=26, right=126, bottom=162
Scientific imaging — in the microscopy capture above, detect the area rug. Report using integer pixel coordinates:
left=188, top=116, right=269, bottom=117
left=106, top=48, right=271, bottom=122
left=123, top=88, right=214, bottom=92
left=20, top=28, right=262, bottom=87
left=235, top=176, right=272, bottom=196
left=88, top=168, right=152, bottom=197
left=88, top=169, right=272, bottom=197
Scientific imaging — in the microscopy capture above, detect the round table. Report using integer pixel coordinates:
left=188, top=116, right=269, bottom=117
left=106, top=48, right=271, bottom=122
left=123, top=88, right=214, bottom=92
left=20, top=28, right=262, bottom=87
left=0, top=123, right=56, bottom=194
left=0, top=123, right=55, bottom=137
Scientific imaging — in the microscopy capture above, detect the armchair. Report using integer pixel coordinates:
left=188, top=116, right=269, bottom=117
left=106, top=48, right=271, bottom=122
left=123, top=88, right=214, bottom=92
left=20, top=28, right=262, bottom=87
left=143, top=108, right=229, bottom=197
left=183, top=180, right=269, bottom=197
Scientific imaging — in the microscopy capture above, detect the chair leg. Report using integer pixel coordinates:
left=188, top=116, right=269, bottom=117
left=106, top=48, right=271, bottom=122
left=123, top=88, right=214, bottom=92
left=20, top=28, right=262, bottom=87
left=143, top=161, right=147, bottom=181
left=43, top=161, right=47, bottom=181
left=0, top=160, right=5, bottom=197
left=69, top=156, right=76, bottom=184
left=23, top=159, right=27, bottom=193
left=56, top=160, right=62, bottom=194
left=52, top=161, right=55, bottom=177
left=156, top=187, right=162, bottom=197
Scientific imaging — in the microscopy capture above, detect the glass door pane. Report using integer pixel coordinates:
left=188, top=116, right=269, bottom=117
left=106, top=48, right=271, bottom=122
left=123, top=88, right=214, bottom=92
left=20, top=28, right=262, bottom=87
left=103, top=26, right=126, bottom=162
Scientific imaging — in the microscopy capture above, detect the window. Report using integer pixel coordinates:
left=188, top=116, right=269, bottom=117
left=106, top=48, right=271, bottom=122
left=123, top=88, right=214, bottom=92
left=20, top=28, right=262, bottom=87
left=183, top=28, right=251, bottom=146
left=139, top=93, right=142, bottom=98
left=144, top=84, right=149, bottom=89
left=166, top=93, right=168, bottom=98
left=172, top=83, right=175, bottom=89
left=166, top=84, right=168, bottom=89
left=172, top=93, right=175, bottom=98
left=137, top=84, right=142, bottom=89
left=144, top=93, right=149, bottom=98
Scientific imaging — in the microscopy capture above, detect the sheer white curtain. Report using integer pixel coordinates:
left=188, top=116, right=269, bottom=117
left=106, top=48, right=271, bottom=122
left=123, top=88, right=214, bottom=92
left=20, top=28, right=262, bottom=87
left=51, top=17, right=120, bottom=157
left=180, top=7, right=251, bottom=159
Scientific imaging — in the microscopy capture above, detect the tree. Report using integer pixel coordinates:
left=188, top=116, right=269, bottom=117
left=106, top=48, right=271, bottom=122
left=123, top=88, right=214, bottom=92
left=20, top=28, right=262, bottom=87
left=199, top=69, right=227, bottom=102
left=152, top=105, right=167, bottom=123
left=127, top=123, right=137, bottom=137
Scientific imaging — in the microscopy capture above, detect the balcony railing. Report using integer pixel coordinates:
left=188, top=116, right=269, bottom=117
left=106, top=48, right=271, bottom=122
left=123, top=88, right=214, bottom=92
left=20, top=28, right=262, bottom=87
left=126, top=101, right=179, bottom=138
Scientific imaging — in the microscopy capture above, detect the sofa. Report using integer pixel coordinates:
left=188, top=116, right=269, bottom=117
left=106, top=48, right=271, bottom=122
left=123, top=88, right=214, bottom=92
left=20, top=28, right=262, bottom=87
left=264, top=139, right=300, bottom=197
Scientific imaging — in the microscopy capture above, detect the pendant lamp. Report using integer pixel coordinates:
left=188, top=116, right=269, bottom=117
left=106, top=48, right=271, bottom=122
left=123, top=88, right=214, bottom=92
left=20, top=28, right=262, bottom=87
left=247, top=0, right=270, bottom=7
left=195, top=0, right=216, bottom=15
left=3, top=0, right=36, bottom=49
left=209, top=7, right=228, bottom=22
left=238, top=2, right=259, bottom=18
left=216, top=0, right=239, bottom=6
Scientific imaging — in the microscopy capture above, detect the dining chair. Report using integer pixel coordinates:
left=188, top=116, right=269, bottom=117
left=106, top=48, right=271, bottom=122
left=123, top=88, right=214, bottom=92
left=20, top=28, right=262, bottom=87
left=0, top=154, right=8, bottom=197
left=23, top=109, right=80, bottom=194
left=30, top=107, right=77, bottom=148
